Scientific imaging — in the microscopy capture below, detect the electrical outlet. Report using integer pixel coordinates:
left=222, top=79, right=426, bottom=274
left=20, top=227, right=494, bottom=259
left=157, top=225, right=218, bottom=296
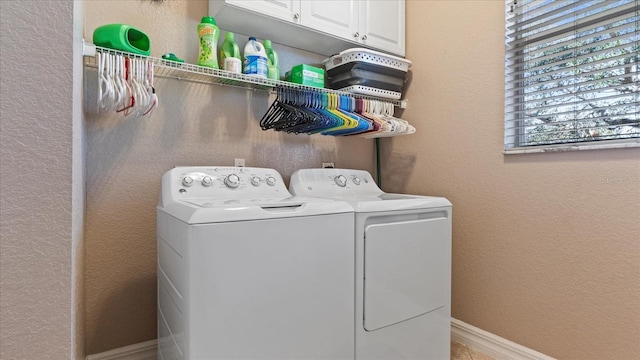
left=322, top=162, right=334, bottom=168
left=235, top=158, right=245, bottom=167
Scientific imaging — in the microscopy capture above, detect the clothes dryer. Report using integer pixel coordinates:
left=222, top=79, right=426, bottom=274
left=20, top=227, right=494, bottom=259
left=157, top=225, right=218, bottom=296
left=157, top=166, right=355, bottom=360
left=289, top=168, right=452, bottom=359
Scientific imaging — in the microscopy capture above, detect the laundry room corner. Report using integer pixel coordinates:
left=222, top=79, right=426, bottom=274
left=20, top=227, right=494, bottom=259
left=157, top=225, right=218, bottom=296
left=82, top=0, right=377, bottom=355
left=4, top=0, right=637, bottom=358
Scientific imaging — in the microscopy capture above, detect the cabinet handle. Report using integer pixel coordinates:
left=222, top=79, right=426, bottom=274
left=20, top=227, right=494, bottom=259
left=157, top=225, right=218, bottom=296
left=353, top=32, right=359, bottom=38
left=361, top=35, right=368, bottom=41
left=293, top=13, right=300, bottom=20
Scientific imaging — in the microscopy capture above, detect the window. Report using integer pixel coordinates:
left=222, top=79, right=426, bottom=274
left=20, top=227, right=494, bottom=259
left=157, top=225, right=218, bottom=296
left=505, top=0, right=639, bottom=153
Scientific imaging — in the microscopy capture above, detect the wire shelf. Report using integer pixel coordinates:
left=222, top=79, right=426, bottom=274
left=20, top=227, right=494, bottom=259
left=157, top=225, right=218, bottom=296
left=82, top=42, right=406, bottom=108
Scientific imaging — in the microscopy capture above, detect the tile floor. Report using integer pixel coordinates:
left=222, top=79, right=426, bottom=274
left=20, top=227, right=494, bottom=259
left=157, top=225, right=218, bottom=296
left=451, top=342, right=495, bottom=360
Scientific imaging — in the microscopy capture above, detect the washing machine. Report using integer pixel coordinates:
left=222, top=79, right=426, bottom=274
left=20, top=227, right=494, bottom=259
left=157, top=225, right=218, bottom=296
left=289, top=168, right=452, bottom=359
left=157, top=166, right=355, bottom=360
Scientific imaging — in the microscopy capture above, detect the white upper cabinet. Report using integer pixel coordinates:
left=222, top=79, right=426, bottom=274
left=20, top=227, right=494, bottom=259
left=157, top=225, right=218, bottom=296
left=359, top=0, right=405, bottom=56
left=210, top=0, right=406, bottom=56
left=225, top=0, right=300, bottom=23
left=299, top=0, right=358, bottom=41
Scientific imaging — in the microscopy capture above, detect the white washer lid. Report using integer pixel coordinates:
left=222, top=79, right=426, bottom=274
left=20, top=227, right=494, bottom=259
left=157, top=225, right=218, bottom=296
left=159, top=196, right=353, bottom=224
left=158, top=166, right=354, bottom=224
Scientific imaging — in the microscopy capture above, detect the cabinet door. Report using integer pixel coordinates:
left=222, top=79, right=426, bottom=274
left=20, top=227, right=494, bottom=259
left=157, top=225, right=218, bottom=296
left=359, top=0, right=405, bottom=56
left=300, top=0, right=359, bottom=42
left=227, top=0, right=300, bottom=23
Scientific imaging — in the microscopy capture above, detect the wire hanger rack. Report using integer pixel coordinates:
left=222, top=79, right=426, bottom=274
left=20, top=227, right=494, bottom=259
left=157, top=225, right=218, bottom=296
left=82, top=42, right=407, bottom=109
left=259, top=86, right=415, bottom=138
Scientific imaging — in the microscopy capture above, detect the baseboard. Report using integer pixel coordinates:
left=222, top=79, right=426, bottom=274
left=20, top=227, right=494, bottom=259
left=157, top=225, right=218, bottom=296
left=451, top=318, right=556, bottom=360
left=86, top=339, right=157, bottom=360
left=86, top=320, right=555, bottom=360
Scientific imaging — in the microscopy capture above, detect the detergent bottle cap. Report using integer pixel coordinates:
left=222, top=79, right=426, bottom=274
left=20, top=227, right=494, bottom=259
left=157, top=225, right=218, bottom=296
left=249, top=36, right=257, bottom=41
left=225, top=32, right=235, bottom=41
left=200, top=16, right=216, bottom=25
left=263, top=39, right=272, bottom=48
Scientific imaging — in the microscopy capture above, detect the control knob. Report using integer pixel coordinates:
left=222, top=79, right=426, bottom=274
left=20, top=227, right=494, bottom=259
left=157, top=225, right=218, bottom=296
left=182, top=176, right=194, bottom=187
left=352, top=176, right=361, bottom=185
left=266, top=176, right=277, bottom=186
left=334, top=175, right=347, bottom=187
left=251, top=176, right=261, bottom=186
left=224, top=174, right=240, bottom=188
left=201, top=176, right=213, bottom=187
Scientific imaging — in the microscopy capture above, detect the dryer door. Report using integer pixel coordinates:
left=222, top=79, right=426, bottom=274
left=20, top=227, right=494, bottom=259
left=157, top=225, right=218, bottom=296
left=363, top=217, right=450, bottom=331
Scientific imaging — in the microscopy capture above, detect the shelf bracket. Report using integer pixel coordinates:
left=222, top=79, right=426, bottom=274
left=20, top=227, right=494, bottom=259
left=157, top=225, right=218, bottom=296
left=82, top=41, right=96, bottom=57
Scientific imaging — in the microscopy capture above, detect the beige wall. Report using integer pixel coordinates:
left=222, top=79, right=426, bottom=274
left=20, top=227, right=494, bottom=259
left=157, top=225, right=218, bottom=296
left=0, top=0, right=84, bottom=358
left=387, top=1, right=640, bottom=359
left=82, top=0, right=375, bottom=354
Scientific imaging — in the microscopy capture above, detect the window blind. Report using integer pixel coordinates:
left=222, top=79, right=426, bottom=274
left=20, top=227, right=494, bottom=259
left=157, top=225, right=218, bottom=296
left=505, top=0, right=639, bottom=153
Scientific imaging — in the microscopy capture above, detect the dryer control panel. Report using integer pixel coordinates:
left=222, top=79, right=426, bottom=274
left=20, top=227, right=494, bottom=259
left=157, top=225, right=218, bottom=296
left=161, top=166, right=290, bottom=204
left=289, top=168, right=382, bottom=196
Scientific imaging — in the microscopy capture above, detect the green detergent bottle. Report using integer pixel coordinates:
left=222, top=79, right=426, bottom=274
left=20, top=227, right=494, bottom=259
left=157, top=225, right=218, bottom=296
left=197, top=16, right=219, bottom=68
left=263, top=39, right=280, bottom=80
left=219, top=32, right=241, bottom=70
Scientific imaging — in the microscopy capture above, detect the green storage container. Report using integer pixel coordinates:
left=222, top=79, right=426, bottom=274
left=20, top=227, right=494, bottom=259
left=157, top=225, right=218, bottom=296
left=287, top=64, right=325, bottom=88
left=93, top=24, right=150, bottom=56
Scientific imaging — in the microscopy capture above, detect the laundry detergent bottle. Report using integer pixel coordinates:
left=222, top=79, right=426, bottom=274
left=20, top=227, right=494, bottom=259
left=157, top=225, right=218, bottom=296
left=243, top=37, right=268, bottom=78
left=197, top=16, right=219, bottom=68
left=263, top=39, right=280, bottom=80
left=219, top=32, right=241, bottom=69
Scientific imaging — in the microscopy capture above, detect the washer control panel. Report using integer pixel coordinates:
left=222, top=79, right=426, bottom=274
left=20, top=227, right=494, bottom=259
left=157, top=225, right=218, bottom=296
left=289, top=168, right=382, bottom=196
left=163, top=166, right=289, bottom=202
